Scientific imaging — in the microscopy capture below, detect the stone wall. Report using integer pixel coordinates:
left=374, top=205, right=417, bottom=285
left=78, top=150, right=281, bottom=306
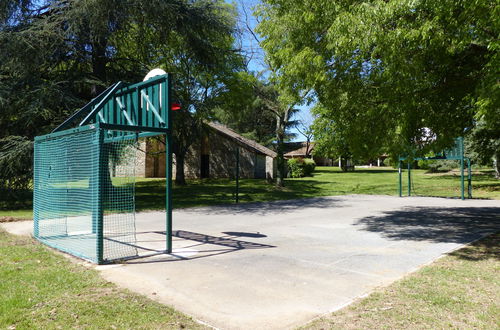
left=135, top=139, right=146, bottom=177
left=183, top=139, right=201, bottom=179
left=142, top=129, right=274, bottom=179
left=265, top=156, right=276, bottom=180
left=108, top=140, right=147, bottom=178
left=208, top=131, right=257, bottom=179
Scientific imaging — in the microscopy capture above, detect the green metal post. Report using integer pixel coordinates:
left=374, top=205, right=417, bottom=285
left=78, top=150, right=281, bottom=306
left=165, top=75, right=173, bottom=253
left=235, top=147, right=240, bottom=203
left=166, top=133, right=172, bottom=252
left=460, top=137, right=465, bottom=200
left=407, top=161, right=411, bottom=197
left=398, top=160, right=402, bottom=197
left=460, top=158, right=465, bottom=200
left=467, top=158, right=472, bottom=198
left=94, top=128, right=105, bottom=264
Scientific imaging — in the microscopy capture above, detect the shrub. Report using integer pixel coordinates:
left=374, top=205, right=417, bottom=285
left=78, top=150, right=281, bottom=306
left=287, top=157, right=316, bottom=178
left=418, top=159, right=430, bottom=169
left=383, top=157, right=393, bottom=167
left=418, top=159, right=460, bottom=173
left=303, top=158, right=316, bottom=176
left=287, top=158, right=304, bottom=178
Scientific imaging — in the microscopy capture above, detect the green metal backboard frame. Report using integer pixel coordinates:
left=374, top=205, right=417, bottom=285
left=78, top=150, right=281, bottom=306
left=34, top=74, right=173, bottom=263
left=398, top=137, right=472, bottom=200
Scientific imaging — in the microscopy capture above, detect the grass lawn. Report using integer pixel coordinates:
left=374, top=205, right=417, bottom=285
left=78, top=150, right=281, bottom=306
left=304, top=233, right=500, bottom=329
left=0, top=229, right=205, bottom=329
left=1, top=166, right=499, bottom=220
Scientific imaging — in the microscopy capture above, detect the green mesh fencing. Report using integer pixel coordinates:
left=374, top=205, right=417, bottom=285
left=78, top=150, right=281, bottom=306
left=34, top=126, right=140, bottom=263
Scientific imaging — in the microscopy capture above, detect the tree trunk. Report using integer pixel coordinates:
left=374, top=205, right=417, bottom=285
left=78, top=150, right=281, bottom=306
left=494, top=151, right=500, bottom=179
left=91, top=38, right=107, bottom=97
left=275, top=118, right=286, bottom=187
left=341, top=157, right=348, bottom=172
left=305, top=138, right=311, bottom=158
left=175, top=152, right=186, bottom=185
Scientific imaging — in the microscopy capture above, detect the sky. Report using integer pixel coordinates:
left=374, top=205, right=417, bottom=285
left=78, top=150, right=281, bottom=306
left=232, top=0, right=313, bottom=142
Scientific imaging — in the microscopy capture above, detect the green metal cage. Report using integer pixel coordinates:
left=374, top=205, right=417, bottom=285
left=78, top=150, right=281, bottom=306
left=33, top=75, right=173, bottom=264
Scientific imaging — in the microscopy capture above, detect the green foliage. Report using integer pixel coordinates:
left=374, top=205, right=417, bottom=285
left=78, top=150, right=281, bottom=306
left=417, top=160, right=430, bottom=170
left=383, top=157, right=394, bottom=167
left=287, top=158, right=304, bottom=178
left=256, top=0, right=499, bottom=160
left=212, top=72, right=277, bottom=147
left=220, top=75, right=300, bottom=187
left=418, top=160, right=460, bottom=173
left=287, top=157, right=316, bottom=178
left=303, top=158, right=316, bottom=176
left=0, top=136, right=33, bottom=191
left=0, top=0, right=242, bottom=188
left=465, top=117, right=500, bottom=178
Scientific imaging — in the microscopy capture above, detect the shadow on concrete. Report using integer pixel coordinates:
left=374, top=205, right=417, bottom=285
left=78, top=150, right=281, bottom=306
left=171, top=230, right=274, bottom=250
left=184, top=197, right=344, bottom=216
left=222, top=231, right=267, bottom=238
left=354, top=206, right=500, bottom=249
left=121, top=230, right=275, bottom=264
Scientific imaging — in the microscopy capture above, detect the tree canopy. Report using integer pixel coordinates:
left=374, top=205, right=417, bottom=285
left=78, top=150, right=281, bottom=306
left=212, top=71, right=277, bottom=147
left=0, top=0, right=240, bottom=189
left=256, top=0, right=499, bottom=161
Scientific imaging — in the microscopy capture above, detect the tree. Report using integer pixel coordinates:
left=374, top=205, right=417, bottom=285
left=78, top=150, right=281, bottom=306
left=256, top=0, right=499, bottom=167
left=466, top=116, right=500, bottom=178
left=0, top=0, right=239, bottom=190
left=219, top=71, right=301, bottom=187
left=295, top=113, right=314, bottom=158
left=311, top=116, right=353, bottom=172
left=146, top=4, right=243, bottom=185
left=214, top=5, right=303, bottom=187
left=212, top=71, right=277, bottom=147
left=255, top=83, right=300, bottom=187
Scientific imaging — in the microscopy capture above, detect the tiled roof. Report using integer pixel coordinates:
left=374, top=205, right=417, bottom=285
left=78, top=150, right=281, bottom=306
left=284, top=144, right=314, bottom=157
left=206, top=122, right=277, bottom=158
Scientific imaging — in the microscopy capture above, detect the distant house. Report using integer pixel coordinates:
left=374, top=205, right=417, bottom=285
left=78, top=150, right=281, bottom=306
left=140, top=122, right=277, bottom=180
left=283, top=142, right=389, bottom=168
left=284, top=142, right=334, bottom=166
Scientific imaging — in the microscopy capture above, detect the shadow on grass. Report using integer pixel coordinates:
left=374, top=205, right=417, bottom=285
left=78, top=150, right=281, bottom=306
left=448, top=232, right=499, bottom=261
left=470, top=180, right=500, bottom=191
left=354, top=206, right=500, bottom=259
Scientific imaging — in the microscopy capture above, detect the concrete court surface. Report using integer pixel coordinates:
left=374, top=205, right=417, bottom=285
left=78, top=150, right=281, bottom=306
left=3, top=195, right=500, bottom=329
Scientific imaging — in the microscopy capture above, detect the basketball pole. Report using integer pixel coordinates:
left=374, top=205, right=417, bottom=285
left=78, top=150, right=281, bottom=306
left=460, top=137, right=465, bottom=200
left=166, top=74, right=173, bottom=254
left=467, top=158, right=472, bottom=198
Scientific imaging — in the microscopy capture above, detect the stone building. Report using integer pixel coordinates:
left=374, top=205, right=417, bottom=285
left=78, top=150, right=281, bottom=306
left=141, top=122, right=277, bottom=180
